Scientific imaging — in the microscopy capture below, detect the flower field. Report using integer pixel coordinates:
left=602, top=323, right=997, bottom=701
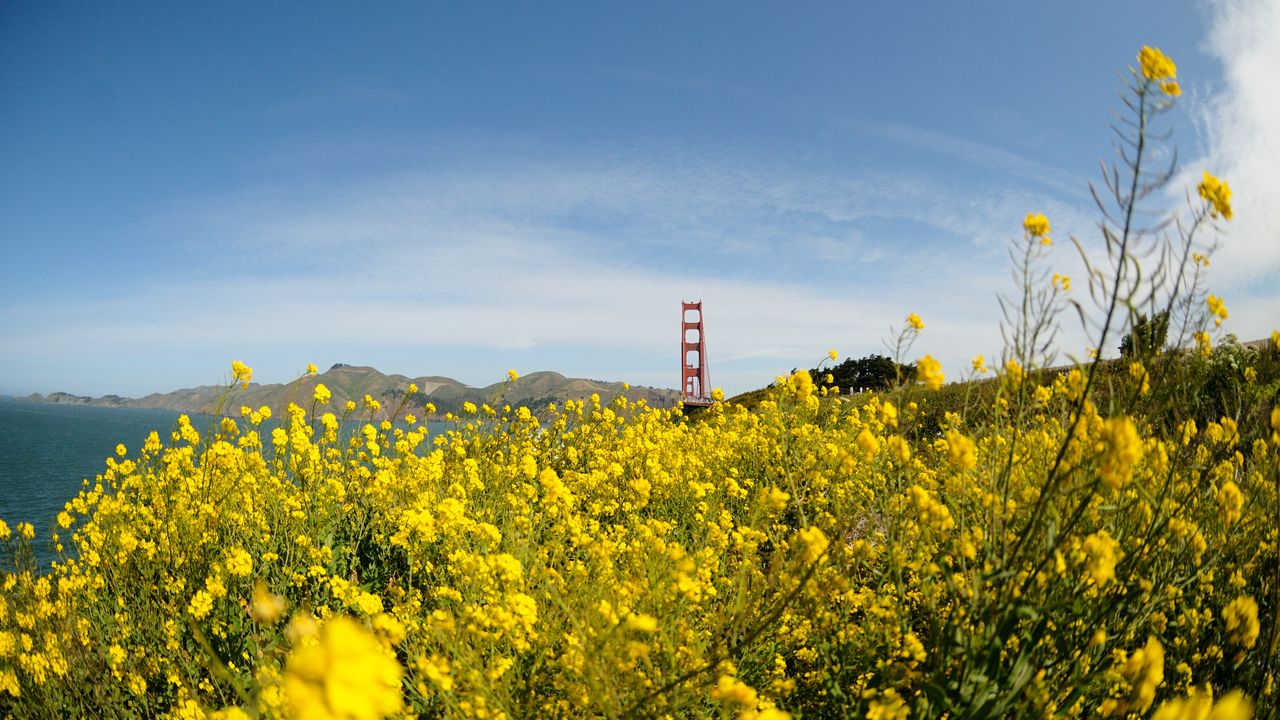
left=2, top=48, right=1278, bottom=719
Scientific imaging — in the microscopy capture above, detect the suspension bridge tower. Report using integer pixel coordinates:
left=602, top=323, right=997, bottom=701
left=680, top=301, right=713, bottom=407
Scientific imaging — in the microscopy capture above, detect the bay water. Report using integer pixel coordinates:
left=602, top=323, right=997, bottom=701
left=0, top=398, right=182, bottom=567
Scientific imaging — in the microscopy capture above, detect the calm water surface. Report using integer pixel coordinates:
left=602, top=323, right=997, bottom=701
left=0, top=398, right=183, bottom=566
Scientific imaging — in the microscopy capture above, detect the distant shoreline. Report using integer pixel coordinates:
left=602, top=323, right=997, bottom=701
left=9, top=364, right=681, bottom=419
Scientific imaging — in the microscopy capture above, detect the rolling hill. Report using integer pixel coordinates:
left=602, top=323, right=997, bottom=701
left=17, top=364, right=681, bottom=418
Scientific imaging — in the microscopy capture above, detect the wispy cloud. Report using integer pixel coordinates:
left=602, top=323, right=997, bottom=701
left=1180, top=0, right=1280, bottom=335
left=2, top=140, right=1113, bottom=396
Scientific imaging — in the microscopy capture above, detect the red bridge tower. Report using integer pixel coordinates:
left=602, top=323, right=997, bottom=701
left=680, top=301, right=713, bottom=407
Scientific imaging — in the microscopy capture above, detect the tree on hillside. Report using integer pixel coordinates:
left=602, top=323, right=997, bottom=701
left=1119, top=310, right=1170, bottom=358
left=812, top=354, right=916, bottom=393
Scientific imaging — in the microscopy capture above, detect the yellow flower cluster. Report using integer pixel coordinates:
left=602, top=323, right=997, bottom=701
left=916, top=354, right=944, bottom=390
left=284, top=616, right=403, bottom=720
left=1023, top=212, right=1052, bottom=244
left=1139, top=45, right=1181, bottom=96
left=231, top=360, right=253, bottom=389
left=1199, top=172, right=1234, bottom=221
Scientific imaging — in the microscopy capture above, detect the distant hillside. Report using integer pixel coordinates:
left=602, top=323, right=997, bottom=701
left=17, top=364, right=680, bottom=419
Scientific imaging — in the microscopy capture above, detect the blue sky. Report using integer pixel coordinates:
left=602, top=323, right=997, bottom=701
left=2, top=1, right=1277, bottom=397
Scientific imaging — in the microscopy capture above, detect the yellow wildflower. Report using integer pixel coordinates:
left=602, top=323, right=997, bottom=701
left=1217, top=481, right=1244, bottom=528
left=856, top=428, right=880, bottom=460
left=284, top=616, right=403, bottom=720
left=1195, top=330, right=1212, bottom=357
left=1139, top=46, right=1177, bottom=82
left=231, top=360, right=253, bottom=388
left=1083, top=530, right=1120, bottom=586
left=507, top=369, right=519, bottom=382
left=1222, top=596, right=1260, bottom=649
left=711, top=675, right=758, bottom=707
left=945, top=430, right=977, bottom=470
left=252, top=582, right=286, bottom=624
left=1206, top=295, right=1228, bottom=326
left=1152, top=689, right=1252, bottom=720
left=1004, top=358, right=1024, bottom=387
left=625, top=613, right=659, bottom=633
left=189, top=590, right=214, bottom=620
left=1122, top=636, right=1165, bottom=713
left=1199, top=172, right=1233, bottom=220
left=906, top=313, right=924, bottom=331
left=917, top=355, right=944, bottom=390
left=796, top=526, right=829, bottom=564
left=0, top=668, right=19, bottom=697
left=1097, top=416, right=1143, bottom=489
left=786, top=370, right=815, bottom=401
left=313, top=383, right=332, bottom=404
left=1023, top=212, right=1051, bottom=243
left=307, top=362, right=318, bottom=376
left=420, top=654, right=453, bottom=692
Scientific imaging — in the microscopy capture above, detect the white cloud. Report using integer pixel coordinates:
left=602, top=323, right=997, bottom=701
left=1183, top=0, right=1280, bottom=339
left=3, top=141, right=1116, bottom=396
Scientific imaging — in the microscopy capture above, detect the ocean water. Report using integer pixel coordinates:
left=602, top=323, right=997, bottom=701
left=0, top=398, right=183, bottom=566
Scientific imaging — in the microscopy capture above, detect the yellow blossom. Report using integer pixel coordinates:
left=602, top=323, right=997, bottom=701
left=189, top=590, right=214, bottom=620
left=1097, top=416, right=1143, bottom=489
left=625, top=613, right=659, bottom=633
left=231, top=360, right=253, bottom=388
left=252, top=582, right=286, bottom=624
left=1139, top=46, right=1177, bottom=82
left=1195, top=330, right=1212, bottom=356
left=284, top=616, right=403, bottom=720
left=1121, top=636, right=1165, bottom=713
left=1217, top=481, right=1244, bottom=528
left=1004, top=358, right=1024, bottom=387
left=945, top=430, right=977, bottom=470
left=906, top=313, right=924, bottom=331
left=1083, top=530, right=1120, bottom=586
left=1199, top=172, right=1233, bottom=220
left=226, top=548, right=253, bottom=577
left=1023, top=212, right=1051, bottom=241
left=1152, top=689, right=1252, bottom=720
left=1222, top=596, right=1260, bottom=648
left=1206, top=295, right=1228, bottom=326
left=917, top=355, right=944, bottom=390
left=314, top=383, right=332, bottom=404
left=419, top=654, right=453, bottom=692
left=796, top=526, right=829, bottom=564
